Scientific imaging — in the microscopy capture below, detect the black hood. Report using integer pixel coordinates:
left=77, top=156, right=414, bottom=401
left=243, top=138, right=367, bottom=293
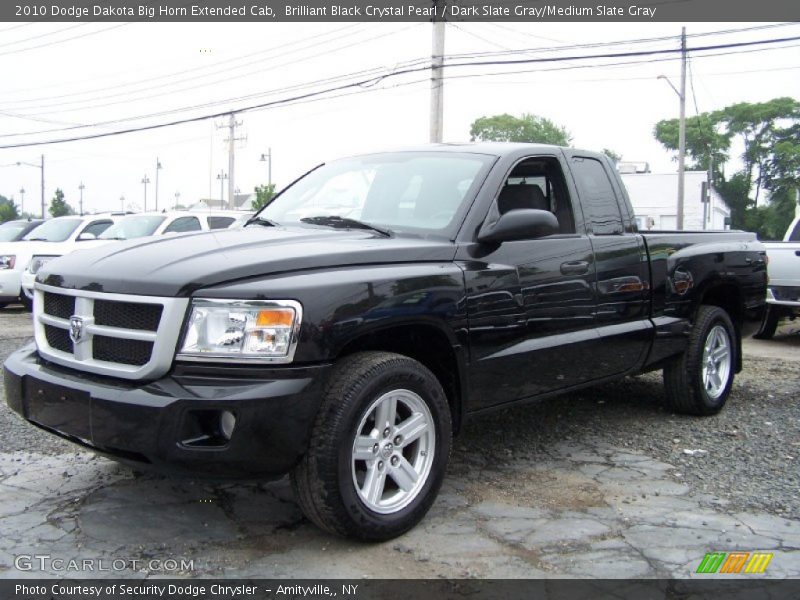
left=39, top=226, right=457, bottom=297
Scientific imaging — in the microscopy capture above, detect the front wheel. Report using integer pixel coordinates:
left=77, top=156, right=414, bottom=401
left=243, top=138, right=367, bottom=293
left=663, top=305, right=737, bottom=415
left=291, top=351, right=452, bottom=541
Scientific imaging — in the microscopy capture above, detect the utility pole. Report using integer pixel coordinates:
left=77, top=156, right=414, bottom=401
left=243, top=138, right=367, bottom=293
left=174, top=191, right=180, bottom=210
left=677, top=26, right=687, bottom=230
left=429, top=2, right=446, bottom=143
left=78, top=182, right=85, bottom=215
left=141, top=175, right=150, bottom=211
left=218, top=113, right=245, bottom=210
left=19, top=187, right=24, bottom=215
left=155, top=158, right=163, bottom=211
left=120, top=195, right=125, bottom=212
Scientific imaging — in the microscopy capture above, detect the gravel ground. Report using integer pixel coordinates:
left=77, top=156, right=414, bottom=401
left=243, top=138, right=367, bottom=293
left=1, top=309, right=798, bottom=520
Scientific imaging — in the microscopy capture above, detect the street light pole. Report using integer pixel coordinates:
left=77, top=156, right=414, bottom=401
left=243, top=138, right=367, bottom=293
left=174, top=191, right=180, bottom=209
left=216, top=171, right=228, bottom=206
left=40, top=155, right=45, bottom=219
left=19, top=187, right=25, bottom=215
left=78, top=182, right=85, bottom=215
left=15, top=155, right=45, bottom=218
left=260, top=149, right=272, bottom=188
left=120, top=195, right=125, bottom=212
left=141, top=175, right=150, bottom=212
left=155, top=158, right=162, bottom=211
left=658, top=31, right=687, bottom=231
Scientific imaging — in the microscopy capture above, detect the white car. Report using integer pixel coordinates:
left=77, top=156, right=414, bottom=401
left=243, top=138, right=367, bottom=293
left=754, top=215, right=800, bottom=338
left=20, top=211, right=244, bottom=303
left=0, top=214, right=122, bottom=310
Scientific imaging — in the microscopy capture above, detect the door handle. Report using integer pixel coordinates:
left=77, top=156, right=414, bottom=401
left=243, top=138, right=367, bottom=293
left=560, top=260, right=590, bottom=275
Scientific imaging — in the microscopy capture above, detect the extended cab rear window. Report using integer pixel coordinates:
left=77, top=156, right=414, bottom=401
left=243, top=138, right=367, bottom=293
left=570, top=157, right=624, bottom=235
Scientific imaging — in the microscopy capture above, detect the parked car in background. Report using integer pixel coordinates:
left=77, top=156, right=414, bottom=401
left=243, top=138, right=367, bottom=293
left=0, top=214, right=120, bottom=310
left=754, top=215, right=800, bottom=338
left=0, top=219, right=44, bottom=243
left=20, top=210, right=245, bottom=303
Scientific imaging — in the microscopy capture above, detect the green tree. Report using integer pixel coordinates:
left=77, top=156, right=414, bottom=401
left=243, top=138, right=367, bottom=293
left=602, top=148, right=622, bottom=164
left=49, top=188, right=76, bottom=218
left=654, top=97, right=800, bottom=238
left=469, top=113, right=572, bottom=145
left=0, top=195, right=19, bottom=222
left=251, top=183, right=277, bottom=211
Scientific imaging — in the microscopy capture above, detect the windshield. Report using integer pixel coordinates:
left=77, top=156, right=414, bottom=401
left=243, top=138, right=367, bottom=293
left=258, top=152, right=493, bottom=234
left=22, top=217, right=82, bottom=242
left=99, top=215, right=166, bottom=240
left=0, top=221, right=31, bottom=242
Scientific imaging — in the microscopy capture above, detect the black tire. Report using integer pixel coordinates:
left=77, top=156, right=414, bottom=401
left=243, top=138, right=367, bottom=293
left=752, top=305, right=779, bottom=340
left=663, top=305, right=737, bottom=416
left=20, top=296, right=32, bottom=312
left=0, top=303, right=7, bottom=310
left=290, top=351, right=452, bottom=541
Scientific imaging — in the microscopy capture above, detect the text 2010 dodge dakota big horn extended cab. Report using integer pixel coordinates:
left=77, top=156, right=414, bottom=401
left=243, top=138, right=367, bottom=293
left=4, top=144, right=767, bottom=540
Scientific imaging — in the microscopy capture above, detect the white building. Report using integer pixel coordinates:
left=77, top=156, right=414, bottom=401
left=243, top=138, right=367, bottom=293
left=620, top=171, right=730, bottom=231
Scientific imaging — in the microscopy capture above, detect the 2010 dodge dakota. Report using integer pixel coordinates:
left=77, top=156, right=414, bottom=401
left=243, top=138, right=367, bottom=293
left=4, top=144, right=767, bottom=540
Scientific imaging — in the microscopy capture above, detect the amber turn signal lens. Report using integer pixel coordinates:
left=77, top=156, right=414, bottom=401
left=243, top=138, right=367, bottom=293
left=255, top=309, right=294, bottom=327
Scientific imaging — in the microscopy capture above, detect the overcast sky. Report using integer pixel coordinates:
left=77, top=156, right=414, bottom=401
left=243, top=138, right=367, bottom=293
left=0, top=20, right=798, bottom=215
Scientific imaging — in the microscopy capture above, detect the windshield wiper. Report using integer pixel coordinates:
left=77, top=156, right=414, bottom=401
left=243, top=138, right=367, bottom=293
left=25, top=238, right=50, bottom=241
left=245, top=215, right=279, bottom=227
left=300, top=215, right=392, bottom=238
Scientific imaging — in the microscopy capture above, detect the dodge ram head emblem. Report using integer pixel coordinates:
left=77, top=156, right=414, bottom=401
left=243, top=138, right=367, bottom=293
left=69, top=316, right=84, bottom=343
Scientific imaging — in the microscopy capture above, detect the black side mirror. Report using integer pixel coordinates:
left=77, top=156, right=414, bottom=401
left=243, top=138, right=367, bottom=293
left=478, top=209, right=559, bottom=244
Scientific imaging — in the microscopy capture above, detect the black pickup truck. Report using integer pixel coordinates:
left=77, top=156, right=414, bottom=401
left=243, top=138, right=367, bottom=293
left=4, top=143, right=767, bottom=540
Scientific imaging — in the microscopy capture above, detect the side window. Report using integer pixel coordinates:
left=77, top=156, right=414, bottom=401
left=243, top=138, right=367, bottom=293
left=571, top=157, right=623, bottom=235
left=207, top=216, right=235, bottom=230
left=497, top=157, right=576, bottom=234
left=164, top=216, right=201, bottom=233
left=81, top=220, right=113, bottom=238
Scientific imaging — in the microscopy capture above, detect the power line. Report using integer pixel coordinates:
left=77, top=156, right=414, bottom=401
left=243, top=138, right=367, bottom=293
left=2, top=34, right=798, bottom=149
left=0, top=23, right=130, bottom=58
left=0, top=23, right=369, bottom=103
left=4, top=24, right=423, bottom=117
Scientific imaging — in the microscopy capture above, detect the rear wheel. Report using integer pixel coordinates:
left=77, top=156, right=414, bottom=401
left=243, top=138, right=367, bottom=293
left=752, top=305, right=779, bottom=340
left=291, top=351, right=452, bottom=541
left=664, top=305, right=736, bottom=415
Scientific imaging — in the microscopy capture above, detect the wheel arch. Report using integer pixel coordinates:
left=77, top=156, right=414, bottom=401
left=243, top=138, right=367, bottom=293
left=334, top=321, right=467, bottom=435
left=696, top=281, right=743, bottom=372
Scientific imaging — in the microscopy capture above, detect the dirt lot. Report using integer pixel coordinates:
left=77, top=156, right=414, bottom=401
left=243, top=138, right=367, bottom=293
left=0, top=307, right=798, bottom=579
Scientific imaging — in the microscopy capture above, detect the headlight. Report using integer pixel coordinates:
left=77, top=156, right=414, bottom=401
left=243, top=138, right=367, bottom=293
left=177, top=299, right=302, bottom=363
left=29, top=255, right=58, bottom=275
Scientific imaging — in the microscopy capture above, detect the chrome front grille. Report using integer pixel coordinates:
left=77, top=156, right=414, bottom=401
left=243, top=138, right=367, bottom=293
left=34, top=284, right=189, bottom=380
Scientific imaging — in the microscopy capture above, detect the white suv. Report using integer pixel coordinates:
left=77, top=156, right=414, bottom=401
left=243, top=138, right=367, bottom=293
left=0, top=213, right=123, bottom=310
left=20, top=211, right=245, bottom=305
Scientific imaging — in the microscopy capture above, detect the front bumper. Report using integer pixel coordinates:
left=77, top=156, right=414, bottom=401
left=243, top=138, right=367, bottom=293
left=767, top=286, right=800, bottom=309
left=0, top=269, right=23, bottom=302
left=4, top=344, right=330, bottom=478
